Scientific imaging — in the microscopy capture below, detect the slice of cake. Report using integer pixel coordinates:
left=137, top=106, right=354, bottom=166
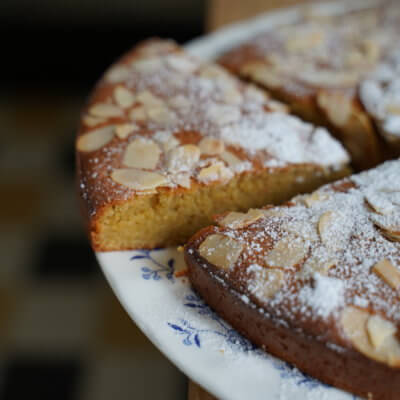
left=218, top=0, right=400, bottom=170
left=76, top=39, right=349, bottom=251
left=185, top=159, right=400, bottom=400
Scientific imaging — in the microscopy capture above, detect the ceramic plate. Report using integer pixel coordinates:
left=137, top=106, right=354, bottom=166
left=96, top=1, right=379, bottom=398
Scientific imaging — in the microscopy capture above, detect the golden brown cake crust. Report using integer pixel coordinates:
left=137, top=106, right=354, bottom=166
left=185, top=160, right=400, bottom=400
left=76, top=39, right=350, bottom=251
left=218, top=1, right=400, bottom=170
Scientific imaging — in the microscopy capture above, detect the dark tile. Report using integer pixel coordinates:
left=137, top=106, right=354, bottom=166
left=1, top=357, right=82, bottom=400
left=33, top=233, right=99, bottom=279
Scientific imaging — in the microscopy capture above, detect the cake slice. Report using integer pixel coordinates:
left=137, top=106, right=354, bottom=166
left=185, top=159, right=400, bottom=400
left=76, top=39, right=349, bottom=251
left=218, top=0, right=400, bottom=170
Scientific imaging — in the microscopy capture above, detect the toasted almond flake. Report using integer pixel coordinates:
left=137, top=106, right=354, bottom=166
left=147, top=106, right=177, bottom=125
left=198, top=234, right=243, bottom=270
left=198, top=137, right=225, bottom=155
left=165, top=54, right=197, bottom=73
left=129, top=106, right=147, bottom=121
left=106, top=65, right=131, bottom=83
left=222, top=86, right=243, bottom=105
left=153, top=131, right=179, bottom=152
left=303, top=192, right=330, bottom=207
left=302, top=254, right=336, bottom=276
left=171, top=172, right=191, bottom=188
left=166, top=145, right=200, bottom=173
left=318, top=211, right=335, bottom=245
left=131, top=57, right=163, bottom=73
left=244, top=63, right=282, bottom=88
left=122, top=138, right=161, bottom=169
left=111, top=168, right=167, bottom=191
left=76, top=125, right=114, bottom=152
left=197, top=163, right=233, bottom=183
left=341, top=307, right=400, bottom=366
left=206, top=103, right=241, bottom=126
left=168, top=95, right=190, bottom=114
left=83, top=115, right=107, bottom=127
left=265, top=235, right=307, bottom=269
left=114, top=86, right=136, bottom=108
left=370, top=214, right=400, bottom=242
left=219, top=209, right=265, bottom=229
left=260, top=208, right=286, bottom=218
left=365, top=192, right=395, bottom=215
left=267, top=100, right=289, bottom=113
left=251, top=268, right=285, bottom=299
left=198, top=64, right=227, bottom=79
left=114, top=123, right=138, bottom=139
left=367, top=315, right=397, bottom=349
left=317, top=91, right=352, bottom=127
left=372, top=259, right=400, bottom=291
left=136, top=90, right=164, bottom=108
left=220, top=151, right=242, bottom=168
left=89, top=103, right=124, bottom=118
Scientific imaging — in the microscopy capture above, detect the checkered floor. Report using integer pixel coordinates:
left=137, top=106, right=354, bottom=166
left=0, top=90, right=186, bottom=399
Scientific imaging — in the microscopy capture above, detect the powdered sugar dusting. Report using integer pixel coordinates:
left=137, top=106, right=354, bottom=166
left=198, top=160, right=400, bottom=343
left=77, top=40, right=349, bottom=216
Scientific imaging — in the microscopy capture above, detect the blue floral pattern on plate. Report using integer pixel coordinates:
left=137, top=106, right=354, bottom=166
left=135, top=249, right=358, bottom=399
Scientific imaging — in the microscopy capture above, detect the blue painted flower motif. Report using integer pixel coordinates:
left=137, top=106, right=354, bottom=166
left=131, top=249, right=175, bottom=282
left=168, top=291, right=256, bottom=352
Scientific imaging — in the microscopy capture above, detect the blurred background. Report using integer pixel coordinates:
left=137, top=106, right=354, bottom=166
left=0, top=0, right=312, bottom=399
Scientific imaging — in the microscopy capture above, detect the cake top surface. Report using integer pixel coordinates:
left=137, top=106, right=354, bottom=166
left=189, top=159, right=400, bottom=366
left=76, top=39, right=348, bottom=217
left=219, top=1, right=400, bottom=92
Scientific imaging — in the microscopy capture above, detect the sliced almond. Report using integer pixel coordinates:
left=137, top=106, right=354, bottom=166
left=153, top=131, right=179, bottom=152
left=168, top=95, right=191, bottom=114
left=250, top=268, right=285, bottom=300
left=206, top=103, right=241, bottom=126
left=77, top=125, right=114, bottom=152
left=122, top=138, right=161, bottom=169
left=341, top=307, right=400, bottom=366
left=265, top=235, right=307, bottom=269
left=171, top=172, right=191, bottom=188
left=372, top=259, right=400, bottom=290
left=220, top=151, right=242, bottom=168
left=243, top=63, right=282, bottom=88
left=302, top=253, right=336, bottom=276
left=367, top=315, right=397, bottom=349
left=221, top=86, right=243, bottom=105
left=89, top=103, right=124, bottom=119
left=198, top=234, right=243, bottom=270
left=303, top=192, right=330, bottom=208
left=106, top=65, right=131, bottom=83
left=131, top=57, right=163, bottom=73
left=365, top=192, right=395, bottom=215
left=317, top=91, right=352, bottom=127
left=111, top=168, right=167, bottom=191
left=83, top=115, right=107, bottom=127
left=198, top=64, right=227, bottom=79
left=129, top=106, right=147, bottom=122
left=166, top=144, right=200, bottom=173
left=114, top=123, right=138, bottom=139
left=165, top=54, right=197, bottom=73
left=370, top=214, right=400, bottom=242
left=198, top=137, right=225, bottom=155
left=147, top=106, right=177, bottom=125
left=318, top=211, right=335, bottom=246
left=136, top=90, right=164, bottom=108
left=114, top=86, right=136, bottom=108
left=386, top=103, right=400, bottom=115
left=197, top=163, right=233, bottom=183
left=219, top=209, right=265, bottom=229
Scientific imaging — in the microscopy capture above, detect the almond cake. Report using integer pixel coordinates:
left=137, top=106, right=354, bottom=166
left=185, top=159, right=400, bottom=400
left=219, top=0, right=400, bottom=170
left=76, top=39, right=349, bottom=251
